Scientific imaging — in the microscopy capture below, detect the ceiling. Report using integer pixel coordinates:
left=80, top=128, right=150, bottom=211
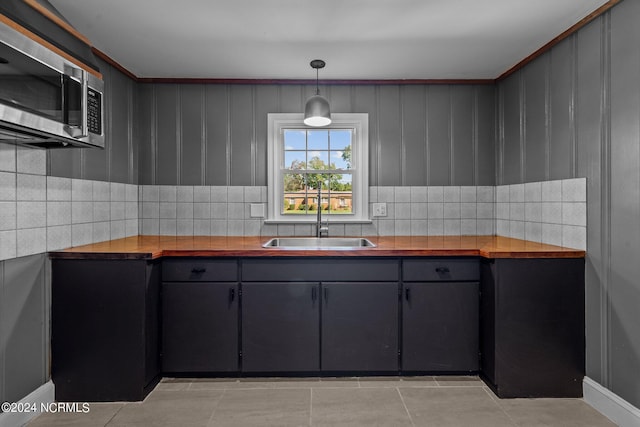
left=49, top=0, right=610, bottom=80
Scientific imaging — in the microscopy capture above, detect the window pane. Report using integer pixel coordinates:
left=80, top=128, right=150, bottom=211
left=327, top=174, right=352, bottom=214
left=329, top=130, right=351, bottom=150
left=330, top=151, right=350, bottom=170
left=284, top=130, right=306, bottom=150
left=307, top=151, right=329, bottom=169
left=284, top=151, right=306, bottom=170
left=308, top=130, right=329, bottom=150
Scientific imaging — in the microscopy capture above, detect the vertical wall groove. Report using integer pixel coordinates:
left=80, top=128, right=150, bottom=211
left=251, top=85, right=257, bottom=186
left=201, top=85, right=207, bottom=185
left=225, top=85, right=231, bottom=186
left=519, top=72, right=526, bottom=183
left=472, top=88, right=479, bottom=185
left=544, top=55, right=551, bottom=180
left=600, top=10, right=612, bottom=390
left=151, top=85, right=157, bottom=185
left=424, top=86, right=430, bottom=185
left=449, top=86, right=454, bottom=185
left=400, top=87, right=406, bottom=185
left=176, top=86, right=182, bottom=185
left=570, top=35, right=578, bottom=178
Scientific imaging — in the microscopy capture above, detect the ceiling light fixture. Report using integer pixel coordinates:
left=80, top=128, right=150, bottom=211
left=303, top=59, right=331, bottom=127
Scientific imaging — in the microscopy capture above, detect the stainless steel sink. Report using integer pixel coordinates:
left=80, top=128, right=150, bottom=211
left=262, top=237, right=376, bottom=249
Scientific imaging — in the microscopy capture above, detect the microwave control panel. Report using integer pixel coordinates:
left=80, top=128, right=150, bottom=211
left=87, top=89, right=102, bottom=135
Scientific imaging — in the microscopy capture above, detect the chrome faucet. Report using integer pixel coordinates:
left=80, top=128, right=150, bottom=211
left=316, top=183, right=329, bottom=238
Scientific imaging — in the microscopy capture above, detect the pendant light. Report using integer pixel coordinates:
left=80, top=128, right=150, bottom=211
left=304, top=59, right=331, bottom=127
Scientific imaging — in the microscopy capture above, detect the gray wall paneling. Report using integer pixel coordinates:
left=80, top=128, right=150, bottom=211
left=180, top=85, right=205, bottom=185
left=451, top=86, right=474, bottom=185
left=549, top=41, right=575, bottom=181
left=229, top=86, right=254, bottom=186
left=352, top=86, right=378, bottom=186
left=609, top=0, right=640, bottom=407
left=576, top=16, right=606, bottom=385
left=476, top=85, right=496, bottom=185
left=427, top=85, right=451, bottom=185
left=137, top=83, right=155, bottom=185
left=499, top=75, right=522, bottom=185
left=139, top=83, right=495, bottom=187
left=377, top=86, right=403, bottom=186
left=155, top=85, right=179, bottom=185
left=0, top=254, right=47, bottom=402
left=497, top=0, right=640, bottom=407
left=523, top=56, right=548, bottom=183
left=401, top=86, right=427, bottom=186
left=205, top=85, right=230, bottom=185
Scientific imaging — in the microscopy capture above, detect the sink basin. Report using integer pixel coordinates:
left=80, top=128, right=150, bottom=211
left=262, top=237, right=376, bottom=249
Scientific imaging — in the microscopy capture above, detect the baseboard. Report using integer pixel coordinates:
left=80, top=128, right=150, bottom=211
left=584, top=377, right=640, bottom=427
left=0, top=381, right=55, bottom=427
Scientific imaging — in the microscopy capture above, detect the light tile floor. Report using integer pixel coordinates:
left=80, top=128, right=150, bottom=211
left=27, top=376, right=617, bottom=427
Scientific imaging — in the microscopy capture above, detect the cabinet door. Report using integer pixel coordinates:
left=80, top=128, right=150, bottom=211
left=242, top=282, right=320, bottom=372
left=162, top=282, right=238, bottom=372
left=321, top=282, right=399, bottom=372
left=403, top=282, right=479, bottom=372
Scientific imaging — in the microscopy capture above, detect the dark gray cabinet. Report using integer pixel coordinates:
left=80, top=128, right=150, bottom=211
left=481, top=258, right=585, bottom=398
left=402, top=258, right=480, bottom=372
left=241, top=282, right=320, bottom=372
left=241, top=258, right=400, bottom=373
left=322, top=282, right=399, bottom=372
left=161, top=259, right=238, bottom=373
left=51, top=259, right=160, bottom=402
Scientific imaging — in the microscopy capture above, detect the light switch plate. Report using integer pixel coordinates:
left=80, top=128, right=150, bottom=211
left=373, top=202, right=387, bottom=217
left=250, top=203, right=265, bottom=218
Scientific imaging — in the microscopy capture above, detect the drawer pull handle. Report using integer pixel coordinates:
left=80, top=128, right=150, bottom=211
left=229, top=288, right=235, bottom=302
left=405, top=287, right=411, bottom=301
left=435, top=267, right=450, bottom=274
left=191, top=267, right=206, bottom=274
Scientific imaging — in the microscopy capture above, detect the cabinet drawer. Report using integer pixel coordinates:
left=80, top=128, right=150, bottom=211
left=242, top=258, right=399, bottom=282
left=403, top=258, right=479, bottom=282
left=162, top=259, right=237, bottom=282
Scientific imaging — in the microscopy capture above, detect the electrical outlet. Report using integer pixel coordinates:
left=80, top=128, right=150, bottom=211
left=373, top=202, right=387, bottom=217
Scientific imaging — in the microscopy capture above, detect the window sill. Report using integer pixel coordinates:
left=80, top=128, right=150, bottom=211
left=263, top=219, right=373, bottom=225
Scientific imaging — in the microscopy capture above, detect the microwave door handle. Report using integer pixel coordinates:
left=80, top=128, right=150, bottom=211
left=63, top=69, right=89, bottom=138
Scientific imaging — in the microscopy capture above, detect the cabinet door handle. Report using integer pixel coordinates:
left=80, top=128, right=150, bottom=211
left=323, top=287, right=328, bottom=303
left=435, top=267, right=450, bottom=274
left=191, top=267, right=206, bottom=274
left=229, top=288, right=235, bottom=302
left=312, top=286, right=317, bottom=302
left=405, top=287, right=410, bottom=301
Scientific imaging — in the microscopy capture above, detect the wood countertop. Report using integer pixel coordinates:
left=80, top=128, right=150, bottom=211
left=48, top=235, right=585, bottom=260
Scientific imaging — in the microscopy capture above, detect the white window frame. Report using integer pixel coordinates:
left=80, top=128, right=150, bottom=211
left=267, top=113, right=369, bottom=223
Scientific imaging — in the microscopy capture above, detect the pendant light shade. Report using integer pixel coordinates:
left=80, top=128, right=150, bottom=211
left=304, top=59, right=331, bottom=127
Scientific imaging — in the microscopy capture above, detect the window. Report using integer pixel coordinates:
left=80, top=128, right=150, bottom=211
left=267, top=113, right=369, bottom=223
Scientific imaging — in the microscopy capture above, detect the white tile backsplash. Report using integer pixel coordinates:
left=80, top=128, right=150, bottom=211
left=0, top=176, right=588, bottom=262
left=0, top=143, right=16, bottom=172
left=47, top=177, right=71, bottom=201
left=0, top=171, right=16, bottom=201
left=394, top=187, right=411, bottom=203
left=444, top=186, right=461, bottom=202
left=17, top=174, right=46, bottom=201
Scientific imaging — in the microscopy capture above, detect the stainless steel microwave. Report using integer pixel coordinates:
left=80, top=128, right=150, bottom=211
left=0, top=18, right=104, bottom=148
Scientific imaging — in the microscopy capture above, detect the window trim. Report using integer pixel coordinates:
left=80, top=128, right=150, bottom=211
left=267, top=113, right=369, bottom=223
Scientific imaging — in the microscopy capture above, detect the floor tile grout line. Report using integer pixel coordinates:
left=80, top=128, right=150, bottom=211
left=309, top=388, right=313, bottom=427
left=396, top=386, right=417, bottom=427
left=481, top=386, right=520, bottom=427
left=205, top=387, right=227, bottom=427
left=103, top=403, right=128, bottom=427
